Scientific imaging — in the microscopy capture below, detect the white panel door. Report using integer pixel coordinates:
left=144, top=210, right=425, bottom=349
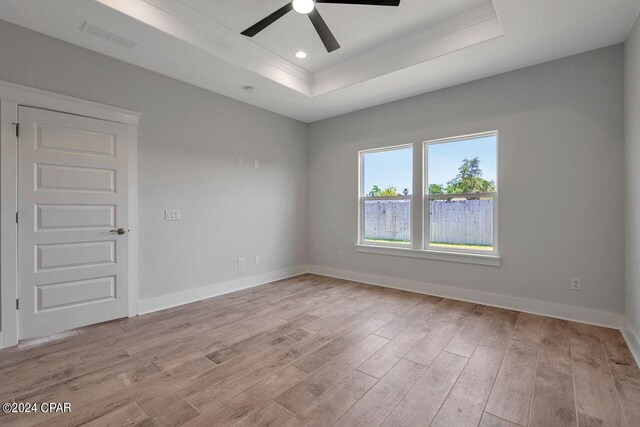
left=18, top=106, right=130, bottom=339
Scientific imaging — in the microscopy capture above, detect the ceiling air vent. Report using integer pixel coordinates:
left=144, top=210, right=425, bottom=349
left=80, top=21, right=136, bottom=49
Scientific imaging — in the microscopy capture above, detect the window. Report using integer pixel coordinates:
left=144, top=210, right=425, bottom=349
left=425, top=132, right=498, bottom=255
left=357, top=132, right=499, bottom=265
left=359, top=145, right=413, bottom=247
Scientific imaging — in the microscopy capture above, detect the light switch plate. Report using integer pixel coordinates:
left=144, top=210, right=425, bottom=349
left=165, top=210, right=181, bottom=221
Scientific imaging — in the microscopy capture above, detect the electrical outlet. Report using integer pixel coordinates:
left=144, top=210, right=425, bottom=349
left=237, top=157, right=243, bottom=167
left=164, top=210, right=181, bottom=221
left=254, top=160, right=260, bottom=169
left=570, top=277, right=582, bottom=291
left=338, top=250, right=344, bottom=261
left=255, top=255, right=261, bottom=265
left=237, top=258, right=246, bottom=268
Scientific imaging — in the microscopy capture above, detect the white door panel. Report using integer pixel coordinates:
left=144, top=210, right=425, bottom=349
left=36, top=164, right=116, bottom=193
left=36, top=240, right=116, bottom=271
left=36, top=276, right=116, bottom=312
left=18, top=107, right=130, bottom=339
left=36, top=204, right=116, bottom=231
left=36, top=125, right=116, bottom=156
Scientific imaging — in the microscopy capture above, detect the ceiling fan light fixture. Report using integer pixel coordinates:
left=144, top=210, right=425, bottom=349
left=292, top=0, right=315, bottom=14
left=242, top=0, right=401, bottom=52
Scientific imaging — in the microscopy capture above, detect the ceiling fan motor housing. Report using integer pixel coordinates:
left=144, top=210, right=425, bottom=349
left=241, top=0, right=401, bottom=53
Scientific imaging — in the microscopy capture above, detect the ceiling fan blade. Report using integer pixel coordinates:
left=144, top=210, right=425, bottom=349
left=316, top=0, right=401, bottom=6
left=241, top=3, right=293, bottom=37
left=308, top=9, right=340, bottom=52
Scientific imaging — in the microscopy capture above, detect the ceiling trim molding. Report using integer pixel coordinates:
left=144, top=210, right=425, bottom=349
left=1, top=0, right=637, bottom=122
left=97, top=0, right=502, bottom=99
left=311, top=4, right=503, bottom=96
left=144, top=0, right=312, bottom=82
left=311, top=3, right=500, bottom=85
left=94, top=0, right=311, bottom=95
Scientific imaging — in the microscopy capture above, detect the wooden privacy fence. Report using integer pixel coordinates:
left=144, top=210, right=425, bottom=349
left=429, top=199, right=493, bottom=246
left=364, top=199, right=493, bottom=245
left=364, top=199, right=411, bottom=242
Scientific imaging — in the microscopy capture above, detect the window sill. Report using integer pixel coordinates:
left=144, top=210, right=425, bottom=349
left=354, top=244, right=501, bottom=267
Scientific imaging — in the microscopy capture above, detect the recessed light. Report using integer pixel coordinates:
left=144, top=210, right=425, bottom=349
left=295, top=51, right=307, bottom=59
left=243, top=86, right=256, bottom=93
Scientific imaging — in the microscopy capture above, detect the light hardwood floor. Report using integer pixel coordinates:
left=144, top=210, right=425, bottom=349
left=0, top=273, right=638, bottom=426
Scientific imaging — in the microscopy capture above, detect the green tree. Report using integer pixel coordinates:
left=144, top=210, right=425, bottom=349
left=368, top=185, right=382, bottom=197
left=428, top=184, right=445, bottom=194
left=368, top=185, right=399, bottom=197
left=445, top=157, right=495, bottom=196
left=380, top=185, right=398, bottom=196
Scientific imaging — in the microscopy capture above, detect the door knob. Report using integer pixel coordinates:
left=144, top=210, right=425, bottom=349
left=109, top=228, right=128, bottom=235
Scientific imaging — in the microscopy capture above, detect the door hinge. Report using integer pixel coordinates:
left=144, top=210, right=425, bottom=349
left=16, top=299, right=19, bottom=310
left=15, top=212, right=18, bottom=223
left=12, top=122, right=19, bottom=138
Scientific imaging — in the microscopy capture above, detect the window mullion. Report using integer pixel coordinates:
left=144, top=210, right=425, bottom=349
left=412, top=141, right=423, bottom=250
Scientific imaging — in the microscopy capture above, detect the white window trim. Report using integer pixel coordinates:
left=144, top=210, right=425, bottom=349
left=358, top=144, right=414, bottom=248
left=356, top=131, right=500, bottom=267
left=354, top=244, right=501, bottom=266
left=424, top=131, right=499, bottom=257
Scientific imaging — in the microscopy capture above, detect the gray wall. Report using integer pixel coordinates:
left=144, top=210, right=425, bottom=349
left=626, top=16, right=640, bottom=339
left=0, top=20, right=308, bottom=302
left=308, top=45, right=626, bottom=314
left=0, top=18, right=630, bottom=328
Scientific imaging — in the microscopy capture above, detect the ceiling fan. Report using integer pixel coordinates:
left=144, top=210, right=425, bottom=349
left=241, top=0, right=402, bottom=53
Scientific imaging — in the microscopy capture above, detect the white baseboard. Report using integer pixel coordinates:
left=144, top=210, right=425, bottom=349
left=307, top=264, right=625, bottom=329
left=5, top=264, right=636, bottom=362
left=622, top=318, right=640, bottom=366
left=137, top=266, right=308, bottom=315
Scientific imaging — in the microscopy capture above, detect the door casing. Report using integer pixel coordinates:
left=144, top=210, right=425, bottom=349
left=0, top=80, right=140, bottom=349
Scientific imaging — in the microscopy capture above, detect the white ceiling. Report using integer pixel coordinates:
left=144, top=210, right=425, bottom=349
left=181, top=0, right=488, bottom=72
left=0, top=0, right=639, bottom=122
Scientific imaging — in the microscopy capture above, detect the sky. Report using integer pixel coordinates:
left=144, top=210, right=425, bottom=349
left=363, top=135, right=497, bottom=195
left=363, top=147, right=413, bottom=194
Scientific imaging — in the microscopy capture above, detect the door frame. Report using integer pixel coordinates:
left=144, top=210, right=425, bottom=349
left=0, top=80, right=140, bottom=349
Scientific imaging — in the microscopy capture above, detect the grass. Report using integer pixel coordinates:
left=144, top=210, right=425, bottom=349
left=365, top=239, right=411, bottom=244
left=365, top=238, right=493, bottom=251
left=430, top=242, right=494, bottom=251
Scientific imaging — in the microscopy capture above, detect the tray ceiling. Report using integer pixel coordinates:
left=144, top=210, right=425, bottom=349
left=179, top=0, right=489, bottom=73
left=0, top=0, right=638, bottom=122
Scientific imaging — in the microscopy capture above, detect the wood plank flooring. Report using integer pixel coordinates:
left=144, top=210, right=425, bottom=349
left=0, top=273, right=638, bottom=427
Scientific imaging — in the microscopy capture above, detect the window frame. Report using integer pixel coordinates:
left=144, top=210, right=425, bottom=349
left=358, top=144, right=414, bottom=248
left=356, top=131, right=500, bottom=266
left=423, top=131, right=499, bottom=257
